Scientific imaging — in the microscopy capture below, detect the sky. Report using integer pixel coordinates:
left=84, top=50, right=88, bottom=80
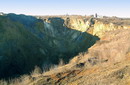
left=0, top=0, right=130, bottom=17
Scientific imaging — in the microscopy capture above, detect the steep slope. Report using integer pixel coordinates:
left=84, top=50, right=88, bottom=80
left=0, top=14, right=99, bottom=79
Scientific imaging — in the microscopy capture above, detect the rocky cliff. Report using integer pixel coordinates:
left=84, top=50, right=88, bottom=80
left=57, top=16, right=130, bottom=37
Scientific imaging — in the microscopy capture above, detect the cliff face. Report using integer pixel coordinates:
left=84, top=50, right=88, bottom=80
left=92, top=20, right=127, bottom=37
left=62, top=16, right=130, bottom=37
left=63, top=17, right=90, bottom=32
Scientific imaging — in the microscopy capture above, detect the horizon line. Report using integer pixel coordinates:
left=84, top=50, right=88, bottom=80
left=1, top=12, right=130, bottom=18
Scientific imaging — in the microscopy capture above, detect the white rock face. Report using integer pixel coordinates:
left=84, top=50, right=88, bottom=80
left=64, top=17, right=90, bottom=32
left=63, top=17, right=130, bottom=38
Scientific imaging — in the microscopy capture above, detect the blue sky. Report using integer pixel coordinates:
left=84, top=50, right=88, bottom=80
left=0, top=0, right=130, bottom=17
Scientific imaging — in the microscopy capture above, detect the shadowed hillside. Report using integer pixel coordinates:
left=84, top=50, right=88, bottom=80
left=0, top=14, right=99, bottom=79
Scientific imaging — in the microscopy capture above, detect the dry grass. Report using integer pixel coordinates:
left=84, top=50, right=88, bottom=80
left=96, top=17, right=130, bottom=26
left=75, top=29, right=130, bottom=66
